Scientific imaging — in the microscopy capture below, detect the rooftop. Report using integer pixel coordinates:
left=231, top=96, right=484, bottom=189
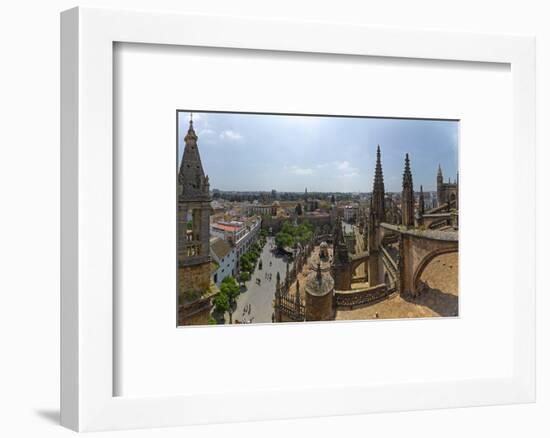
left=211, top=222, right=243, bottom=232
left=210, top=237, right=232, bottom=260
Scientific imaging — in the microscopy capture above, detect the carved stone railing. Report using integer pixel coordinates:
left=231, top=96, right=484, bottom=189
left=335, top=284, right=394, bottom=309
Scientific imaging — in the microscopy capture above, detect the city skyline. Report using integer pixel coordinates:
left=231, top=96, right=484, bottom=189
left=177, top=111, right=459, bottom=193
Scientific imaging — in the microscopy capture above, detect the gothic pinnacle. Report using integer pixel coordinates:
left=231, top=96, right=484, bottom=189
left=402, top=153, right=413, bottom=186
left=184, top=113, right=197, bottom=142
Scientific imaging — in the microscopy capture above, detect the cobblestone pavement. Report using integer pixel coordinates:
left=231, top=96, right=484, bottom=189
left=233, top=237, right=293, bottom=324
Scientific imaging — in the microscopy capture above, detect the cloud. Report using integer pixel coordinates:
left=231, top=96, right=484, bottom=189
left=199, top=128, right=216, bottom=137
left=285, top=165, right=314, bottom=176
left=219, top=130, right=243, bottom=141
left=336, top=160, right=351, bottom=170
left=340, top=172, right=359, bottom=178
left=284, top=161, right=359, bottom=178
left=334, top=160, right=359, bottom=177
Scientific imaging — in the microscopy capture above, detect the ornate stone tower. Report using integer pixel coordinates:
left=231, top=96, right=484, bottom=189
left=371, top=145, right=386, bottom=223
left=332, top=215, right=351, bottom=290
left=436, top=164, right=444, bottom=205
left=401, top=153, right=414, bottom=227
left=436, top=165, right=458, bottom=208
left=367, top=146, right=386, bottom=286
left=177, top=115, right=214, bottom=325
left=419, top=185, right=425, bottom=216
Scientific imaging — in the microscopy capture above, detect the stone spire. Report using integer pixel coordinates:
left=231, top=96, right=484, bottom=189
left=316, top=262, right=322, bottom=282
left=179, top=115, right=210, bottom=202
left=436, top=164, right=444, bottom=207
left=333, top=214, right=344, bottom=247
left=419, top=184, right=425, bottom=215
left=332, top=215, right=350, bottom=289
left=401, top=153, right=414, bottom=227
left=285, top=261, right=290, bottom=288
left=371, top=145, right=386, bottom=222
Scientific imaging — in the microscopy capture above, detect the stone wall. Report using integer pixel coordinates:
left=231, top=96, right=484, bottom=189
left=332, top=262, right=352, bottom=291
left=305, top=290, right=335, bottom=321
left=178, top=262, right=211, bottom=294
left=178, top=298, right=212, bottom=325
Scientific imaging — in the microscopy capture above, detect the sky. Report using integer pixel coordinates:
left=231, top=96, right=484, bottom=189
left=177, top=111, right=458, bottom=193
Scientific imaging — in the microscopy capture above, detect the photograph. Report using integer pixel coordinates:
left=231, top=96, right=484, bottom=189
left=177, top=111, right=459, bottom=326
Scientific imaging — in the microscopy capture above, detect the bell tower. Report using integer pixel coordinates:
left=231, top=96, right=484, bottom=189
left=178, top=114, right=214, bottom=325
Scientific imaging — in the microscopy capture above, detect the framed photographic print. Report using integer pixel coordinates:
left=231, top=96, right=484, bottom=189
left=175, top=110, right=459, bottom=327
left=61, top=7, right=535, bottom=432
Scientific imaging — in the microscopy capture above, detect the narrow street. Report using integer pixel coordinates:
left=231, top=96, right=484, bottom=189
left=233, top=237, right=293, bottom=324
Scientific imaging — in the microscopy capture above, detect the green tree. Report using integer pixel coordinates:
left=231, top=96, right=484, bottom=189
left=275, top=231, right=294, bottom=249
left=239, top=271, right=251, bottom=284
left=213, top=292, right=229, bottom=314
left=219, top=276, right=240, bottom=324
left=240, top=254, right=253, bottom=273
left=220, top=276, right=240, bottom=302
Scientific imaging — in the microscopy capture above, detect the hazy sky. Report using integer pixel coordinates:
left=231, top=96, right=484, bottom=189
left=177, top=111, right=458, bottom=193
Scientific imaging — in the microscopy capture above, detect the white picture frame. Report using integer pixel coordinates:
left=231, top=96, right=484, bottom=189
left=60, top=6, right=536, bottom=432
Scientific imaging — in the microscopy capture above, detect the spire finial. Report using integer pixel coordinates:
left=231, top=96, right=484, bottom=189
left=316, top=262, right=322, bottom=282
left=184, top=112, right=197, bottom=142
left=403, top=153, right=411, bottom=178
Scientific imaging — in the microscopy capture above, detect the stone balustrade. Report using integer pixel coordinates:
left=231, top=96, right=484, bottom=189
left=335, top=284, right=393, bottom=309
